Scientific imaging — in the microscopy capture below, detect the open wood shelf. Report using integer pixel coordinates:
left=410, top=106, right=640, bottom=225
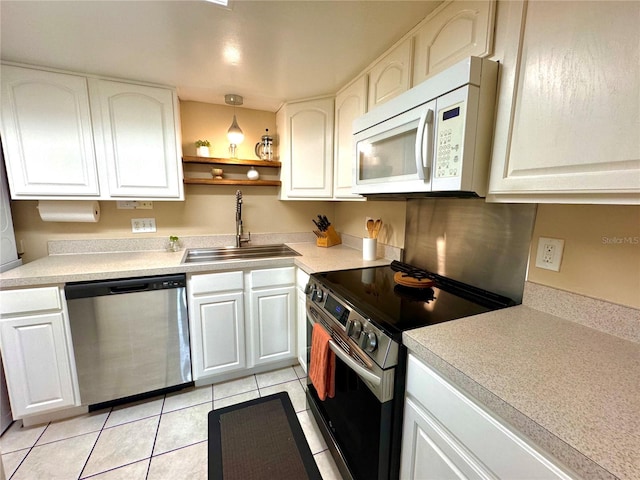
left=184, top=178, right=281, bottom=187
left=182, top=156, right=281, bottom=168
left=183, top=156, right=281, bottom=187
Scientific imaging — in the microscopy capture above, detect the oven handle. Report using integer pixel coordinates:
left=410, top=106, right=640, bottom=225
left=328, top=340, right=382, bottom=386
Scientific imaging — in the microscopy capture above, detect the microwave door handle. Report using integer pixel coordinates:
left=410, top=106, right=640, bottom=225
left=415, top=108, right=434, bottom=180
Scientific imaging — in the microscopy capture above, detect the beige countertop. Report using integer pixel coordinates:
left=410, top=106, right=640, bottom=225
left=0, top=242, right=390, bottom=289
left=404, top=304, right=640, bottom=480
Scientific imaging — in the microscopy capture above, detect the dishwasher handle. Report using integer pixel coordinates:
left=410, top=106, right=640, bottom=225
left=109, top=283, right=151, bottom=294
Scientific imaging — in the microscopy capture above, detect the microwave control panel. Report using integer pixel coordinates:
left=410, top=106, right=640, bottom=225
left=434, top=101, right=465, bottom=178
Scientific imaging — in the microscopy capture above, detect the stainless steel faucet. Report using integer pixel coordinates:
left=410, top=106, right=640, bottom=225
left=235, top=190, right=250, bottom=247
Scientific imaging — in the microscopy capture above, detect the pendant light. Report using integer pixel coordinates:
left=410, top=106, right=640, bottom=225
left=225, top=94, right=244, bottom=158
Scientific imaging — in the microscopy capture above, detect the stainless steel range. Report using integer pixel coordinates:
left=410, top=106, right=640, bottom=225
left=305, top=198, right=537, bottom=480
left=305, top=261, right=516, bottom=480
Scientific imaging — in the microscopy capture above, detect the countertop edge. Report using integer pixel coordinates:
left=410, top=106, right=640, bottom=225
left=403, top=307, right=620, bottom=480
left=0, top=242, right=392, bottom=289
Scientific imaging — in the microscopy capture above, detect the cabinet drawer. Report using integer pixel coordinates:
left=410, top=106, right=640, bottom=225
left=406, top=355, right=570, bottom=479
left=0, top=287, right=62, bottom=316
left=189, top=271, right=243, bottom=295
left=251, top=267, right=295, bottom=289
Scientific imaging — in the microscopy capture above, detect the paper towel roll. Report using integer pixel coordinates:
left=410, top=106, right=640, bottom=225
left=37, top=201, right=101, bottom=223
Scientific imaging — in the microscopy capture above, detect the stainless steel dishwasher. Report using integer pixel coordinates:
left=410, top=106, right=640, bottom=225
left=65, top=274, right=192, bottom=407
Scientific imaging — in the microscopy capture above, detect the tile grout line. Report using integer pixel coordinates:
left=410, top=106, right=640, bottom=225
left=77, top=407, right=113, bottom=479
left=7, top=420, right=50, bottom=480
left=144, top=394, right=167, bottom=480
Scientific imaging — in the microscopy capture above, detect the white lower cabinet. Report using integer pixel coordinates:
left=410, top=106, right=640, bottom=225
left=296, top=269, right=310, bottom=371
left=188, top=266, right=297, bottom=382
left=401, top=354, right=572, bottom=480
left=188, top=271, right=246, bottom=380
left=0, top=286, right=79, bottom=419
left=190, top=291, right=246, bottom=379
left=247, top=266, right=296, bottom=367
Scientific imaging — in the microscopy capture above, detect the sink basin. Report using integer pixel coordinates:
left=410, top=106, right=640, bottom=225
left=182, top=244, right=300, bottom=264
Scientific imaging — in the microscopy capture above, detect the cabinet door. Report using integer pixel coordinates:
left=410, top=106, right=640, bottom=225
left=90, top=79, right=183, bottom=199
left=0, top=65, right=100, bottom=198
left=0, top=312, right=78, bottom=418
left=249, top=286, right=296, bottom=366
left=404, top=355, right=571, bottom=479
left=401, top=397, right=487, bottom=480
left=296, top=269, right=310, bottom=371
left=278, top=97, right=334, bottom=199
left=189, top=291, right=245, bottom=379
left=488, top=1, right=640, bottom=204
left=412, top=1, right=495, bottom=86
left=367, top=38, right=412, bottom=109
left=333, top=76, right=367, bottom=199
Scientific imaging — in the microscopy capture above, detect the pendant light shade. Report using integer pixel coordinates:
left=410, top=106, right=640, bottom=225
left=227, top=114, right=244, bottom=145
left=225, top=94, right=244, bottom=158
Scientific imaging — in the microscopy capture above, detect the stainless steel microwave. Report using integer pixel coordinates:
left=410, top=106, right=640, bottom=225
left=352, top=57, right=498, bottom=197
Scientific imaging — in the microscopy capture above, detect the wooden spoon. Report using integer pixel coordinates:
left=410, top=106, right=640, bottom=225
left=366, top=219, right=375, bottom=238
left=373, top=219, right=382, bottom=239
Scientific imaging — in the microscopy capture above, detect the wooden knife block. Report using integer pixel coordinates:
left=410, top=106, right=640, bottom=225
left=316, top=225, right=342, bottom=248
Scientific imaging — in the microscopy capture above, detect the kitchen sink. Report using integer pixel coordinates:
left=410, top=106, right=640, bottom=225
left=181, top=244, right=300, bottom=264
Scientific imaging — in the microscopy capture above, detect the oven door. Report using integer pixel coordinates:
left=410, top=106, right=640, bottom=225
left=306, top=305, right=395, bottom=480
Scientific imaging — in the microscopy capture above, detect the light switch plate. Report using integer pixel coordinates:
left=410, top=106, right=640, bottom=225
left=535, top=237, right=565, bottom=272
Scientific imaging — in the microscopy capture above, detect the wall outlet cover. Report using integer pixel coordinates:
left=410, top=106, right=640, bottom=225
left=131, top=218, right=157, bottom=233
left=535, top=236, right=565, bottom=272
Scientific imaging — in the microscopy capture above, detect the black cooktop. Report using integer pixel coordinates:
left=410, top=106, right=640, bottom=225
left=314, top=261, right=515, bottom=339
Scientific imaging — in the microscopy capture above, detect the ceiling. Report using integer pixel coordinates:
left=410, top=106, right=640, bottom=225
left=0, top=0, right=441, bottom=112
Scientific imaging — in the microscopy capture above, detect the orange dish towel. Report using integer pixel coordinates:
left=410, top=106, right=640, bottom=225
left=309, top=323, right=336, bottom=400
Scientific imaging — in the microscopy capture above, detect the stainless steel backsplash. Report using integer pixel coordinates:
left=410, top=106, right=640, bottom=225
left=404, top=198, right=537, bottom=303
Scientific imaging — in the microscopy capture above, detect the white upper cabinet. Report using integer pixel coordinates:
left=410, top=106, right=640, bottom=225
left=333, top=76, right=367, bottom=200
left=488, top=1, right=640, bottom=204
left=0, top=64, right=184, bottom=201
left=367, top=38, right=413, bottom=109
left=89, top=79, right=183, bottom=199
left=0, top=65, right=100, bottom=197
left=277, top=97, right=334, bottom=200
left=413, top=1, right=495, bottom=85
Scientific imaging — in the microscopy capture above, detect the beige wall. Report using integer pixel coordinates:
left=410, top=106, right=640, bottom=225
left=528, top=204, right=640, bottom=309
left=334, top=200, right=406, bottom=248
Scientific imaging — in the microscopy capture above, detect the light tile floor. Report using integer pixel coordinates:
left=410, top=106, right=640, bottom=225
left=0, top=365, right=344, bottom=480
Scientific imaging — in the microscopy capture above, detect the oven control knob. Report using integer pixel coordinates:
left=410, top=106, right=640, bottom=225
left=313, top=288, right=324, bottom=302
left=346, top=319, right=362, bottom=340
left=304, top=283, right=313, bottom=295
left=361, top=331, right=378, bottom=353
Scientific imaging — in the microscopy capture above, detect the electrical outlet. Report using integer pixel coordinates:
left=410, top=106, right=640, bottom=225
left=535, top=237, right=565, bottom=272
left=131, top=218, right=157, bottom=233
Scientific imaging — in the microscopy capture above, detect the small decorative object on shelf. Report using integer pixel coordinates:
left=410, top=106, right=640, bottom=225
left=195, top=140, right=211, bottom=157
left=246, top=167, right=259, bottom=180
left=211, top=168, right=223, bottom=179
left=168, top=235, right=181, bottom=252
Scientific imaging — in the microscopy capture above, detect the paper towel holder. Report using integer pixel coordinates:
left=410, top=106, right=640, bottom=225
left=37, top=200, right=101, bottom=223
